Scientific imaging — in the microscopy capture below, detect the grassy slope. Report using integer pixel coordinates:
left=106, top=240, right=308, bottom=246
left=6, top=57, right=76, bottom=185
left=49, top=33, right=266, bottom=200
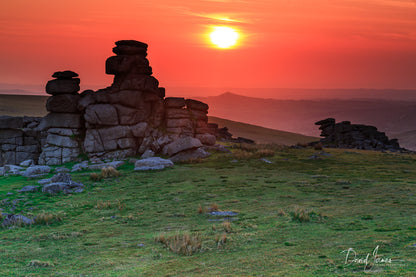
left=209, top=116, right=318, bottom=145
left=1, top=147, right=416, bottom=276
left=0, top=94, right=48, bottom=117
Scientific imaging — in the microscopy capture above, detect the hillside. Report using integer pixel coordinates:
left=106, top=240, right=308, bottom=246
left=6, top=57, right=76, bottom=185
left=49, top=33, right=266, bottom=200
left=197, top=92, right=416, bottom=150
left=0, top=94, right=47, bottom=117
left=208, top=116, right=318, bottom=145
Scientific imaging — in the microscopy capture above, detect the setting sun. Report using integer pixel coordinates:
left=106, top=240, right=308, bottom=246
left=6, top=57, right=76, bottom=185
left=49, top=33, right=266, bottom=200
left=209, top=26, right=239, bottom=49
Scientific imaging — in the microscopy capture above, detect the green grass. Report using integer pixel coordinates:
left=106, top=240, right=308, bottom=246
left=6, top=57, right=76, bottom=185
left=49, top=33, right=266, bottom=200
left=1, top=147, right=416, bottom=276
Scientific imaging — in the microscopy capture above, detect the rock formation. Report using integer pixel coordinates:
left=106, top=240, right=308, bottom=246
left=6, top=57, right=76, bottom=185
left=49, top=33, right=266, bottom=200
left=315, top=118, right=403, bottom=151
left=0, top=40, right=220, bottom=166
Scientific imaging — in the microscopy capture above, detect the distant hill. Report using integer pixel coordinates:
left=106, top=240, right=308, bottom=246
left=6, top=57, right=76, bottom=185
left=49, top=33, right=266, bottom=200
left=0, top=94, right=47, bottom=117
left=208, top=116, right=318, bottom=145
left=197, top=92, right=416, bottom=144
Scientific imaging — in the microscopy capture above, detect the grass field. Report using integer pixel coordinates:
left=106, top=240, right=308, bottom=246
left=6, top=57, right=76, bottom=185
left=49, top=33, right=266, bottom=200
left=1, top=145, right=416, bottom=276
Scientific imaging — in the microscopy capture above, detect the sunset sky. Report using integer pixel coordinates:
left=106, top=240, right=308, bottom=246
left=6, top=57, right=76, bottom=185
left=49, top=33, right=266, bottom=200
left=1, top=0, right=415, bottom=96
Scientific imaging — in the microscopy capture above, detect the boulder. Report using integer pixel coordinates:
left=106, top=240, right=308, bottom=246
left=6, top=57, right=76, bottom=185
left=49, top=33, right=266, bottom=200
left=37, top=113, right=82, bottom=130
left=52, top=70, right=79, bottom=79
left=71, top=161, right=89, bottom=172
left=114, top=104, right=150, bottom=125
left=166, top=108, right=190, bottom=119
left=130, top=122, right=148, bottom=137
left=42, top=182, right=66, bottom=194
left=46, top=94, right=80, bottom=113
left=1, top=214, right=34, bottom=227
left=4, top=164, right=24, bottom=175
left=0, top=167, right=5, bottom=176
left=21, top=165, right=51, bottom=178
left=19, top=159, right=35, bottom=167
left=19, top=185, right=39, bottom=192
left=169, top=148, right=211, bottom=163
left=46, top=133, right=79, bottom=148
left=166, top=118, right=193, bottom=129
left=195, top=134, right=216, bottom=146
left=88, top=161, right=125, bottom=170
left=134, top=157, right=174, bottom=171
left=185, top=99, right=208, bottom=111
left=164, top=97, right=185, bottom=108
left=141, top=149, right=155, bottom=158
left=84, top=104, right=119, bottom=126
left=46, top=78, right=80, bottom=95
left=50, top=173, right=72, bottom=183
left=162, top=137, right=203, bottom=156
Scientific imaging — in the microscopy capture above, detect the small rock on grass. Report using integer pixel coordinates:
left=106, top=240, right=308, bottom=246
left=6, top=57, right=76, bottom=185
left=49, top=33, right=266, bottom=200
left=134, top=157, right=174, bottom=171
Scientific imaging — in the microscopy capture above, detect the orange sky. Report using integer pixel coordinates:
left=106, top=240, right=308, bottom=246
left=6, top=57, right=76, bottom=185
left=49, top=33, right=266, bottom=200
left=0, top=0, right=415, bottom=96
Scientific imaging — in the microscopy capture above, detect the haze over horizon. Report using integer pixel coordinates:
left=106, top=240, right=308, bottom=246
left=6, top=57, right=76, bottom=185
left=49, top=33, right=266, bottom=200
left=1, top=0, right=416, bottom=99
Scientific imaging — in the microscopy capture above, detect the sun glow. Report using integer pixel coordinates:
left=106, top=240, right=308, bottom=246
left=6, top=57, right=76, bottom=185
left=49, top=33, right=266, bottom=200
left=209, top=26, right=239, bottom=49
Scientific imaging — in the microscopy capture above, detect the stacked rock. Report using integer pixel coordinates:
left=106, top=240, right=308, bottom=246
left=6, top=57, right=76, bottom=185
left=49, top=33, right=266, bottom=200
left=315, top=118, right=403, bottom=151
left=38, top=71, right=83, bottom=165
left=164, top=98, right=216, bottom=145
left=78, top=40, right=168, bottom=159
left=0, top=116, right=42, bottom=166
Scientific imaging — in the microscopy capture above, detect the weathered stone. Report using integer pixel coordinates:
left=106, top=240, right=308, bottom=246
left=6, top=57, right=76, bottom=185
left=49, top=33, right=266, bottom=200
left=84, top=104, right=119, bottom=126
left=164, top=97, right=185, bottom=108
left=141, top=149, right=155, bottom=158
left=0, top=116, right=24, bottom=129
left=51, top=173, right=72, bottom=183
left=46, top=78, right=80, bottom=95
left=115, top=104, right=150, bottom=125
left=189, top=109, right=208, bottom=121
left=1, top=214, right=34, bottom=227
left=162, top=136, right=203, bottom=156
left=169, top=148, right=211, bottom=163
left=19, top=185, right=39, bottom=192
left=130, top=122, right=148, bottom=137
left=42, top=182, right=66, bottom=194
left=21, top=165, right=51, bottom=178
left=46, top=134, right=79, bottom=148
left=88, top=161, right=125, bottom=170
left=48, top=128, right=80, bottom=137
left=16, top=145, right=39, bottom=153
left=106, top=56, right=151, bottom=75
left=52, top=70, right=79, bottom=79
left=185, top=99, right=208, bottom=111
left=134, top=157, right=174, bottom=171
left=19, top=159, right=34, bottom=167
left=166, top=118, right=193, bottom=129
left=195, top=134, right=216, bottom=146
left=71, top=161, right=89, bottom=172
left=46, top=94, right=80, bottom=113
left=117, top=138, right=137, bottom=149
left=37, top=113, right=82, bottom=130
left=166, top=108, right=190, bottom=119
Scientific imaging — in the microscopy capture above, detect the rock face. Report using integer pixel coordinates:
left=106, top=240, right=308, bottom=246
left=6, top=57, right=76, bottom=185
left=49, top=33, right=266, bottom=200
left=315, top=118, right=403, bottom=151
left=0, top=40, right=223, bottom=166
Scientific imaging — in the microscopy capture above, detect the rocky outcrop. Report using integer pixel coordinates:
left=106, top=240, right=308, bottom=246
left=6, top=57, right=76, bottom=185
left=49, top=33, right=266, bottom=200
left=0, top=40, right=224, bottom=166
left=315, top=118, right=403, bottom=151
left=0, top=116, right=42, bottom=166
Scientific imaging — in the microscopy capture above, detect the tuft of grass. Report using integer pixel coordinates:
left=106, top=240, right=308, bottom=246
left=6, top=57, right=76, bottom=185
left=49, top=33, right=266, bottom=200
left=215, top=233, right=227, bottom=247
left=291, top=207, right=325, bottom=223
left=27, top=260, right=54, bottom=267
left=208, top=203, right=219, bottom=212
left=155, top=233, right=202, bottom=256
left=232, top=143, right=277, bottom=160
left=95, top=200, right=125, bottom=211
left=101, top=166, right=120, bottom=178
left=222, top=221, right=232, bottom=233
left=197, top=204, right=205, bottom=214
left=90, top=172, right=102, bottom=181
left=34, top=212, right=63, bottom=225
left=90, top=167, right=120, bottom=181
left=277, top=209, right=287, bottom=216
